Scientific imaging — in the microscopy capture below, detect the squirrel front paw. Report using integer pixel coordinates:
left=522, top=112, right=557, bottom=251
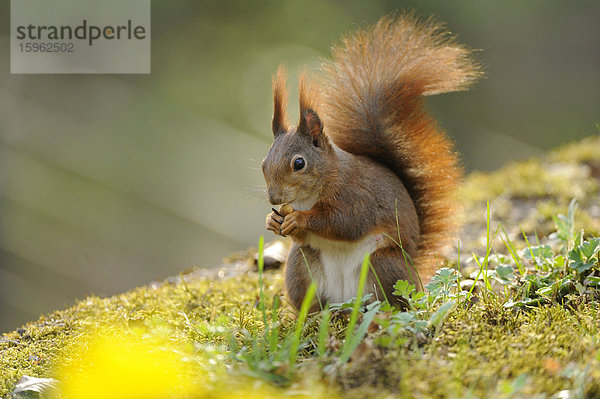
left=265, top=204, right=303, bottom=237
left=266, top=211, right=284, bottom=236
left=280, top=211, right=302, bottom=236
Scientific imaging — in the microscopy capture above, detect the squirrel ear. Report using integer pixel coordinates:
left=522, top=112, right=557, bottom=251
left=298, top=108, right=324, bottom=142
left=297, top=70, right=325, bottom=143
left=272, top=65, right=289, bottom=137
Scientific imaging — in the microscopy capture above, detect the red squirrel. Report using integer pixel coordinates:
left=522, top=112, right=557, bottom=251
left=262, top=15, right=481, bottom=310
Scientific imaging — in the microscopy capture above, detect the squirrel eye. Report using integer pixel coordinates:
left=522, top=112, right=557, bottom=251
left=293, top=157, right=306, bottom=172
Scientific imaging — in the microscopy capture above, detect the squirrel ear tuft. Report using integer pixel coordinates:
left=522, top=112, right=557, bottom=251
left=272, top=65, right=289, bottom=137
left=298, top=108, right=324, bottom=142
left=297, top=70, right=325, bottom=142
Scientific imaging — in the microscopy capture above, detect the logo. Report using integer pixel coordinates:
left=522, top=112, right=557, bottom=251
left=11, top=0, right=151, bottom=74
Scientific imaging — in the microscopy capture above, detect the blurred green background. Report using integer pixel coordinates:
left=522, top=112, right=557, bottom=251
left=1, top=0, right=599, bottom=332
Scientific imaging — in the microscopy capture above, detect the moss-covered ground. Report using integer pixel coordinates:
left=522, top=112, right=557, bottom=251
left=2, top=136, right=600, bottom=399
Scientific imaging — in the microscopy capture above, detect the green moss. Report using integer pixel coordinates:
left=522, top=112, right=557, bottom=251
left=550, top=136, right=600, bottom=164
left=463, top=153, right=599, bottom=206
left=0, top=271, right=285, bottom=396
left=4, top=267, right=599, bottom=398
left=460, top=136, right=600, bottom=254
left=337, top=301, right=600, bottom=398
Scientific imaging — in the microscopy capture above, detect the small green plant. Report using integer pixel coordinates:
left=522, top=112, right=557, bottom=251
left=569, top=238, right=600, bottom=274
left=552, top=198, right=578, bottom=247
left=489, top=200, right=600, bottom=309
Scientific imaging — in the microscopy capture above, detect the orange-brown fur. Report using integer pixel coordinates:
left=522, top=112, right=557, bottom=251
left=320, top=14, right=481, bottom=280
left=272, top=65, right=289, bottom=135
left=263, top=14, right=481, bottom=309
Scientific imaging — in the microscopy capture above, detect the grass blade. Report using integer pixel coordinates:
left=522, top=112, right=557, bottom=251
left=317, top=306, right=331, bottom=357
left=339, top=304, right=379, bottom=363
left=369, top=263, right=390, bottom=307
left=340, top=254, right=371, bottom=362
left=289, top=282, right=316, bottom=368
left=345, top=254, right=370, bottom=343
left=257, top=236, right=269, bottom=338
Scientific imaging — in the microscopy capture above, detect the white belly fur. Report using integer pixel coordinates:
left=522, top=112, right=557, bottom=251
left=306, top=233, right=382, bottom=304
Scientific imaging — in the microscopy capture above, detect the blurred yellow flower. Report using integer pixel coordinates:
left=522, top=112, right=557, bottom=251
left=54, top=327, right=335, bottom=399
left=57, top=331, right=196, bottom=399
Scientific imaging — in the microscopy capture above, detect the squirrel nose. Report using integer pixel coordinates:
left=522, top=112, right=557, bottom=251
left=268, top=189, right=283, bottom=205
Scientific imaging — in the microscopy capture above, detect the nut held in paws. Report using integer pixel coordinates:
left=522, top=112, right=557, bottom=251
left=279, top=203, right=294, bottom=216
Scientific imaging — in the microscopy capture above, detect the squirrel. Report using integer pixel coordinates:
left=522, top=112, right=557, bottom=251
left=262, top=14, right=481, bottom=311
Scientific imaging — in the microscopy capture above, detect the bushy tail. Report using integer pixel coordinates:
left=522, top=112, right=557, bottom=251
left=320, top=14, right=481, bottom=278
